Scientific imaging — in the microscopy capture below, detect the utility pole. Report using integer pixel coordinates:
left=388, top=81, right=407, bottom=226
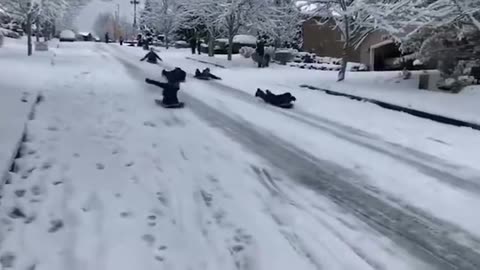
left=130, top=0, right=140, bottom=29
left=115, top=4, right=120, bottom=39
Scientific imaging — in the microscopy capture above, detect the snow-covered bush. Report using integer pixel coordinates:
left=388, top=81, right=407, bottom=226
left=265, top=46, right=275, bottom=57
left=174, top=40, right=189, bottom=48
left=35, top=41, right=48, bottom=51
left=274, top=50, right=294, bottom=65
left=239, top=46, right=255, bottom=58
left=0, top=27, right=20, bottom=39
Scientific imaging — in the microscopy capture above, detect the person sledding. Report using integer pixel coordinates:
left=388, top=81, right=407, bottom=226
left=140, top=48, right=162, bottom=64
left=255, top=88, right=296, bottom=108
left=145, top=68, right=187, bottom=108
left=194, top=68, right=221, bottom=80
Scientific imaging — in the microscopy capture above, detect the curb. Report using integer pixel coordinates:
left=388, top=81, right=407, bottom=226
left=185, top=57, right=226, bottom=69
left=1, top=92, right=42, bottom=189
left=300, top=84, right=480, bottom=131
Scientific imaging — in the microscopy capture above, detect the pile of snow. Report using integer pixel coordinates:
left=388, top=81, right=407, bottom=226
left=59, top=30, right=75, bottom=42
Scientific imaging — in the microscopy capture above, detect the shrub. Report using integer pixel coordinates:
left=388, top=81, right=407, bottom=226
left=239, top=46, right=255, bottom=58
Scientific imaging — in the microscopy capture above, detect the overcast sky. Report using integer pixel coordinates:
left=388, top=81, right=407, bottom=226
left=75, top=0, right=137, bottom=32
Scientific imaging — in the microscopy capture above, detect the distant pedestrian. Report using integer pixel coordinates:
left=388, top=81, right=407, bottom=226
left=256, top=38, right=265, bottom=68
left=190, top=36, right=196, bottom=54
left=105, top=32, right=109, bottom=44
left=119, top=36, right=124, bottom=46
left=197, top=39, right=202, bottom=55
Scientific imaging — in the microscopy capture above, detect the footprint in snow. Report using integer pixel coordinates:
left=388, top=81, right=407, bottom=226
left=48, top=219, right=64, bottom=233
left=125, top=161, right=134, bottom=167
left=141, top=234, right=156, bottom=246
left=41, top=161, right=52, bottom=170
left=143, top=121, right=156, bottom=128
left=9, top=208, right=26, bottom=219
left=231, top=245, right=244, bottom=253
left=96, top=163, right=105, bottom=170
left=47, top=126, right=58, bottom=132
left=14, top=190, right=26, bottom=197
left=25, top=216, right=36, bottom=224
left=0, top=252, right=16, bottom=268
left=31, top=185, right=42, bottom=196
left=120, top=211, right=132, bottom=218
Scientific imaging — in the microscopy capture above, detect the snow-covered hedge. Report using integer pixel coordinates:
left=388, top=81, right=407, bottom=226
left=0, top=27, right=20, bottom=39
left=239, top=46, right=255, bottom=58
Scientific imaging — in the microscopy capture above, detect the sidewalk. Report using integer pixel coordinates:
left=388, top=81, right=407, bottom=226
left=0, top=89, right=38, bottom=184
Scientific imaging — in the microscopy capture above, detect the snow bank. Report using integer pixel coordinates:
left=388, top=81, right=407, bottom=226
left=0, top=37, right=54, bottom=185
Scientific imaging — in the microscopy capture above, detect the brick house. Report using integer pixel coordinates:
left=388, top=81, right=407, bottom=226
left=302, top=18, right=404, bottom=71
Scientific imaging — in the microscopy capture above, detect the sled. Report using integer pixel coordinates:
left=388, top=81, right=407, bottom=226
left=155, top=99, right=185, bottom=108
left=276, top=103, right=294, bottom=109
left=194, top=76, right=211, bottom=80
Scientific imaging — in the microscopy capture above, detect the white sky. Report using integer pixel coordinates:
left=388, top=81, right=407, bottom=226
left=75, top=0, right=138, bottom=32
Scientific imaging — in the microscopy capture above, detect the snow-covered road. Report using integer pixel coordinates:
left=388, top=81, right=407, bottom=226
left=1, top=41, right=480, bottom=270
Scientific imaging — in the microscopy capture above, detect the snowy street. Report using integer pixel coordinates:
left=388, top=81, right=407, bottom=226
left=2, top=41, right=480, bottom=270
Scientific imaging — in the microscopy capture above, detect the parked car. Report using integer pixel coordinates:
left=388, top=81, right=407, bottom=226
left=59, top=30, right=75, bottom=42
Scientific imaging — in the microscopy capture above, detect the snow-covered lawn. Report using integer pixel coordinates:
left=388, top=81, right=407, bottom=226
left=177, top=50, right=480, bottom=125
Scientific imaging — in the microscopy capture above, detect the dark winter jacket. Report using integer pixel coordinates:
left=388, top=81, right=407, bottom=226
left=140, top=51, right=162, bottom=64
left=256, top=40, right=265, bottom=56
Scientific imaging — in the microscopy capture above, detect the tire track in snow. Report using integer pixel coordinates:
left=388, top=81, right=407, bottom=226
left=189, top=77, right=480, bottom=195
left=107, top=45, right=480, bottom=269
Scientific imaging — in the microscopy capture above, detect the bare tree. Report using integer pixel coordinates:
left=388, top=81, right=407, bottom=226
left=181, top=0, right=223, bottom=56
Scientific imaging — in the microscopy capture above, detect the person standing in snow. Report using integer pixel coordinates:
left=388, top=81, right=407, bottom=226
left=197, top=39, right=202, bottom=55
left=119, top=36, right=124, bottom=46
left=256, top=37, right=265, bottom=68
left=105, top=32, right=109, bottom=44
left=190, top=36, right=196, bottom=54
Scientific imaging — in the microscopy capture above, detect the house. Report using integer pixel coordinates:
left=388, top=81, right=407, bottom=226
left=302, top=18, right=406, bottom=71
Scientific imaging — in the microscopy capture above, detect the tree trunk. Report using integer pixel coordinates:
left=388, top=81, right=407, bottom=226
left=338, top=47, right=348, bottom=82
left=227, top=34, right=234, bottom=61
left=337, top=15, right=350, bottom=82
left=26, top=14, right=33, bottom=56
left=208, top=33, right=214, bottom=57
left=35, top=21, right=40, bottom=42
